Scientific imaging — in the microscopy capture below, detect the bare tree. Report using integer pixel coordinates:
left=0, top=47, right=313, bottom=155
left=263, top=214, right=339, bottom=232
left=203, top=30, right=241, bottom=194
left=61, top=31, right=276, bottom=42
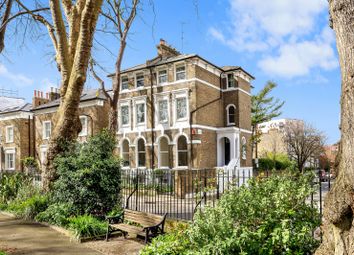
left=283, top=121, right=325, bottom=173
left=91, top=0, right=139, bottom=135
left=316, top=1, right=354, bottom=254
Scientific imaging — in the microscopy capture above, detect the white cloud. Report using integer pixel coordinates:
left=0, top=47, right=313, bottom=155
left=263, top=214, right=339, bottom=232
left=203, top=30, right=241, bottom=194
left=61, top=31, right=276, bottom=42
left=209, top=0, right=338, bottom=79
left=0, top=63, right=34, bottom=87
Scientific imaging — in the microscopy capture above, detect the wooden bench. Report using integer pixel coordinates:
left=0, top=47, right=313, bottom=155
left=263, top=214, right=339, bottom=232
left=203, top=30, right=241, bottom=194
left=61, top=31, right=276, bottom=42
left=105, top=209, right=167, bottom=243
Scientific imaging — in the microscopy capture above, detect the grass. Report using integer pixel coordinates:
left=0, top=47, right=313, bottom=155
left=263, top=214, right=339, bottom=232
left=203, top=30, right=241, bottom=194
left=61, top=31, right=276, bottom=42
left=0, top=251, right=8, bottom=255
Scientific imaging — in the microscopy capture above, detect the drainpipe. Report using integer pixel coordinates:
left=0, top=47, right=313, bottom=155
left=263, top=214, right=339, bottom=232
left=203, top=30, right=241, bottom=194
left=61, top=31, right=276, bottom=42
left=189, top=69, right=225, bottom=169
left=149, top=67, right=155, bottom=170
left=28, top=115, right=31, bottom=157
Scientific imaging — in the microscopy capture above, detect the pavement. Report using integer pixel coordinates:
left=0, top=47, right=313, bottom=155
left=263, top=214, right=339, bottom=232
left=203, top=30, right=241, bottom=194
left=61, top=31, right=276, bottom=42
left=0, top=213, right=142, bottom=255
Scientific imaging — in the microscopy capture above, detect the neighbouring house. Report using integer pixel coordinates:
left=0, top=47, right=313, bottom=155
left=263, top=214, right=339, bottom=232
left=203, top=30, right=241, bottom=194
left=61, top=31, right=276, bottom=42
left=0, top=96, right=33, bottom=172
left=113, top=39, right=254, bottom=172
left=320, top=143, right=339, bottom=171
left=0, top=39, right=254, bottom=175
left=31, top=88, right=109, bottom=167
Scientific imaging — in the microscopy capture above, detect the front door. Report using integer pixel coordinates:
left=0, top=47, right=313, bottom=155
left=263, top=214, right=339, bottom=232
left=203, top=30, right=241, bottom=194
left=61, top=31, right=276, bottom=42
left=224, top=137, right=230, bottom=165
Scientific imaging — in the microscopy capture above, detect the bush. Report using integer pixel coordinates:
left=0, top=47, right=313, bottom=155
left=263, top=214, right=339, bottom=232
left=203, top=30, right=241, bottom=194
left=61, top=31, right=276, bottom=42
left=258, top=153, right=293, bottom=171
left=141, top=173, right=320, bottom=255
left=0, top=172, right=32, bottom=204
left=68, top=215, right=107, bottom=239
left=8, top=194, right=48, bottom=220
left=36, top=203, right=76, bottom=227
left=52, top=130, right=121, bottom=216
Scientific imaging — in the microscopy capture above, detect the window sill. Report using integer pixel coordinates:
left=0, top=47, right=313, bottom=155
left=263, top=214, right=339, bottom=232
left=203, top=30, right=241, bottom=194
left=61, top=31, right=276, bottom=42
left=173, top=166, right=188, bottom=170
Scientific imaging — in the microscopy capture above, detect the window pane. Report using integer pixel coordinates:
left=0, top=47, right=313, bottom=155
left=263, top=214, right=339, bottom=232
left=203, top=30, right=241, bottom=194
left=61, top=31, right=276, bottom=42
left=178, top=152, right=188, bottom=167
left=228, top=106, right=235, bottom=124
left=136, top=74, right=144, bottom=87
left=178, top=136, right=187, bottom=150
left=159, top=137, right=169, bottom=167
left=177, top=136, right=188, bottom=167
left=158, top=70, right=167, bottom=84
left=79, top=117, right=87, bottom=135
left=176, top=66, right=186, bottom=80
left=158, top=100, right=168, bottom=123
left=121, top=105, right=129, bottom=125
left=228, top=74, right=236, bottom=88
left=122, top=140, right=129, bottom=166
left=122, top=77, right=129, bottom=90
left=176, top=97, right=187, bottom=120
left=137, top=139, right=146, bottom=167
left=136, top=103, right=145, bottom=124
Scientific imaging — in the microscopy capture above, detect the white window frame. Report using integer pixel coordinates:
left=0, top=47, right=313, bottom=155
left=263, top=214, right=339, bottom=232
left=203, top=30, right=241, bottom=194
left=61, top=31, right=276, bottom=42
left=136, top=137, right=146, bottom=168
left=78, top=116, right=88, bottom=136
left=5, top=125, right=14, bottom=143
left=158, top=69, right=168, bottom=85
left=121, top=76, right=129, bottom=91
left=120, top=103, right=130, bottom=128
left=133, top=97, right=147, bottom=128
left=4, top=148, right=15, bottom=171
left=241, top=136, right=247, bottom=160
left=176, top=135, right=188, bottom=168
left=135, top=72, right=145, bottom=89
left=120, top=139, right=130, bottom=167
left=43, top=121, right=52, bottom=140
left=175, top=63, right=186, bottom=81
left=226, top=73, right=237, bottom=89
left=40, top=146, right=48, bottom=166
left=157, top=99, right=169, bottom=124
left=158, top=136, right=170, bottom=169
left=226, top=104, right=236, bottom=125
left=175, top=95, right=188, bottom=122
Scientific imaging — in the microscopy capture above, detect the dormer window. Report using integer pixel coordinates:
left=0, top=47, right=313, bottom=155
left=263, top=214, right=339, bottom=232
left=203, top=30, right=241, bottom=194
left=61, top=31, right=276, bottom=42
left=136, top=73, right=144, bottom=88
left=227, top=73, right=236, bottom=88
left=226, top=104, right=236, bottom=125
left=121, top=76, right=129, bottom=90
left=158, top=70, right=168, bottom=84
left=175, top=65, right=186, bottom=81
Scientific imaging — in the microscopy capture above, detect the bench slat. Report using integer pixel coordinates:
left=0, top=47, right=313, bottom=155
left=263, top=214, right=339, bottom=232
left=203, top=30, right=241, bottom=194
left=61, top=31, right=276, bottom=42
left=111, top=223, right=144, bottom=235
left=124, top=210, right=164, bottom=226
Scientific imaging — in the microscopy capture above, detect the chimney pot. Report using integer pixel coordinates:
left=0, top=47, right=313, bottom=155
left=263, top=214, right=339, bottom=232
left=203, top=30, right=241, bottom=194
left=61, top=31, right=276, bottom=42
left=40, top=91, right=43, bottom=98
left=34, top=90, right=36, bottom=97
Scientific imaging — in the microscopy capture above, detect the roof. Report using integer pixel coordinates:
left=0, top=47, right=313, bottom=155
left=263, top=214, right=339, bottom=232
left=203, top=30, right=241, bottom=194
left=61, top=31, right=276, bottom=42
left=0, top=96, right=31, bottom=113
left=108, top=54, right=255, bottom=80
left=32, top=89, right=107, bottom=111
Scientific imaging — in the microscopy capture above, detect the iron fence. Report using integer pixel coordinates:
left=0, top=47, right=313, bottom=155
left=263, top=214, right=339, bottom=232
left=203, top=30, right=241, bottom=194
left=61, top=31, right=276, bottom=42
left=121, top=168, right=333, bottom=223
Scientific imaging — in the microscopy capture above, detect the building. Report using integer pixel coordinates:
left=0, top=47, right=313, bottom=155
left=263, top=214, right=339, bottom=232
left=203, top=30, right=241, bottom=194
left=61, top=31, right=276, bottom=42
left=257, top=119, right=302, bottom=157
left=114, top=39, right=254, bottom=171
left=0, top=96, right=33, bottom=172
left=0, top=39, right=254, bottom=174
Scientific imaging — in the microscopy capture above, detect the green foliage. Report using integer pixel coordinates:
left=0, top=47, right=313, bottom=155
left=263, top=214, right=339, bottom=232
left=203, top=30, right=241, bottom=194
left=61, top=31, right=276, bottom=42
left=68, top=215, right=107, bottom=239
left=258, top=153, right=293, bottom=171
left=142, top=173, right=320, bottom=255
left=35, top=203, right=76, bottom=227
left=52, top=130, right=121, bottom=216
left=0, top=251, right=7, bottom=255
left=8, top=194, right=48, bottom=220
left=0, top=172, right=32, bottom=204
left=21, top=156, right=39, bottom=170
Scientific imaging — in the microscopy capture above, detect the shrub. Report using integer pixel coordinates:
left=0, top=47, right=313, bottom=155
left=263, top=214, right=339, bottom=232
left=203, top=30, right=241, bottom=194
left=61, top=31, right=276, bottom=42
left=258, top=153, right=293, bottom=171
left=8, top=194, right=48, bottom=220
left=142, top=173, right=320, bottom=255
left=0, top=172, right=32, bottom=204
left=52, top=130, right=121, bottom=216
left=35, top=203, right=76, bottom=227
left=68, top=215, right=107, bottom=239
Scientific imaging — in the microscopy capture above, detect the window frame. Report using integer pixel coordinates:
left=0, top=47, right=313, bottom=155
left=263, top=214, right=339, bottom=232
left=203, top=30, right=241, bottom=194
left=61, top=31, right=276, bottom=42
left=175, top=64, right=186, bottom=81
left=4, top=148, right=15, bottom=171
left=121, top=76, right=129, bottom=91
left=78, top=116, right=88, bottom=136
left=175, top=96, right=188, bottom=121
left=136, top=138, right=146, bottom=168
left=176, top=135, right=188, bottom=168
left=227, top=73, right=237, bottom=88
left=158, top=99, right=169, bottom=124
left=226, top=104, right=236, bottom=126
left=135, top=72, right=145, bottom=88
left=158, top=69, right=168, bottom=85
left=43, top=121, right=52, bottom=140
left=121, top=139, right=130, bottom=167
left=120, top=104, right=130, bottom=127
left=241, top=136, right=247, bottom=160
left=5, top=125, right=14, bottom=143
left=158, top=136, right=170, bottom=168
left=40, top=146, right=48, bottom=166
left=135, top=102, right=146, bottom=126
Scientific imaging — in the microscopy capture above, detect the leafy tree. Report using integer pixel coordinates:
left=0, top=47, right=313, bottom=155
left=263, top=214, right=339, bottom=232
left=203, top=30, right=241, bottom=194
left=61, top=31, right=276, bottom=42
left=142, top=173, right=320, bottom=255
left=51, top=130, right=121, bottom=216
left=252, top=81, right=284, bottom=159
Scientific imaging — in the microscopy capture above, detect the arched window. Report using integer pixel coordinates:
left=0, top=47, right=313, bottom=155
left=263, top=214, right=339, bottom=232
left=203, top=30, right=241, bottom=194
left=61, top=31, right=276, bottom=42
left=137, top=138, right=146, bottom=167
left=159, top=137, right=170, bottom=168
left=177, top=136, right=188, bottom=167
left=227, top=105, right=236, bottom=125
left=122, top=139, right=130, bottom=167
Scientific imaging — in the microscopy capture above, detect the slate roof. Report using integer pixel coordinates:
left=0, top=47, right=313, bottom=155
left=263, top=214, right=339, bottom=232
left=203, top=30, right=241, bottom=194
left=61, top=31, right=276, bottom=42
left=32, top=89, right=108, bottom=111
left=0, top=96, right=31, bottom=113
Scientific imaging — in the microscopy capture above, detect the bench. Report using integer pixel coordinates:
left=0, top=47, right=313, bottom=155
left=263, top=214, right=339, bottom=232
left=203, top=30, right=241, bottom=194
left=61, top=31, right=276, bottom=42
left=105, top=209, right=167, bottom=243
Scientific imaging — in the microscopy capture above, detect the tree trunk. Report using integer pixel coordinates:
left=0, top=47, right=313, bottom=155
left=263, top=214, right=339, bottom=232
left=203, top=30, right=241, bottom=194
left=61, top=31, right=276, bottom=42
left=316, top=1, right=354, bottom=254
left=108, top=103, right=118, bottom=134
left=0, top=0, right=13, bottom=53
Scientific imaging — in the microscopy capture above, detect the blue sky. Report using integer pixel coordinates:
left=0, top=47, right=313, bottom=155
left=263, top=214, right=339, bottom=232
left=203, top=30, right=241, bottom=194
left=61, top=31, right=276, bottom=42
left=0, top=0, right=340, bottom=144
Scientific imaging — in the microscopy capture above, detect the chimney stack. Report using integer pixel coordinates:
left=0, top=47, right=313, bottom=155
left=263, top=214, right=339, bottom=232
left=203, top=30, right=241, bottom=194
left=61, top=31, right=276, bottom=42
left=156, top=38, right=180, bottom=58
left=32, top=90, right=50, bottom=107
left=49, top=87, right=60, bottom=101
